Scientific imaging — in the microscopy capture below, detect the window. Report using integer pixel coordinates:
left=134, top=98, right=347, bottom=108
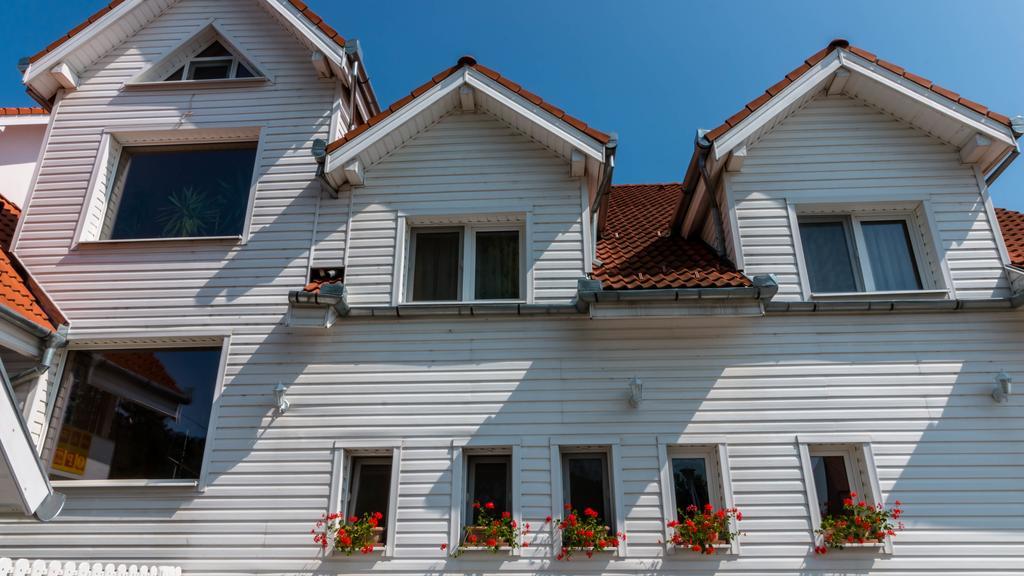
left=406, top=225, right=523, bottom=302
left=104, top=142, right=257, bottom=240
left=671, top=457, right=711, bottom=516
left=49, top=347, right=221, bottom=481
left=811, top=454, right=854, bottom=519
left=164, top=41, right=257, bottom=81
left=562, top=452, right=612, bottom=526
left=798, top=215, right=924, bottom=293
left=348, top=457, right=392, bottom=544
left=466, top=454, right=511, bottom=524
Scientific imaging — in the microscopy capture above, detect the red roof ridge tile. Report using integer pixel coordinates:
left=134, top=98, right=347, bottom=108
left=325, top=56, right=611, bottom=154
left=27, top=0, right=346, bottom=66
left=0, top=107, right=48, bottom=116
left=704, top=38, right=1015, bottom=143
left=996, top=207, right=1024, bottom=268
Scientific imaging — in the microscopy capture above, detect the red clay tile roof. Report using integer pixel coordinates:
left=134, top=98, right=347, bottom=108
left=28, top=0, right=345, bottom=65
left=997, top=207, right=1024, bottom=268
left=326, top=56, right=611, bottom=153
left=102, top=351, right=186, bottom=397
left=0, top=195, right=65, bottom=332
left=704, top=39, right=1014, bottom=142
left=594, top=184, right=750, bottom=290
left=0, top=107, right=47, bottom=116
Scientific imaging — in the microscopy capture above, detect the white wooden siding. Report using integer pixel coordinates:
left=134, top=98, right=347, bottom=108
left=731, top=94, right=1011, bottom=300
left=343, top=110, right=586, bottom=305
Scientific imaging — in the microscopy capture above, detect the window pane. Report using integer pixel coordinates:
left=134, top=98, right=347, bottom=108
left=49, top=348, right=221, bottom=481
left=799, top=220, right=859, bottom=293
left=475, top=230, right=520, bottom=300
left=672, top=457, right=710, bottom=517
left=811, top=455, right=852, bottom=518
left=107, top=144, right=257, bottom=240
left=164, top=66, right=185, bottom=81
left=467, top=456, right=510, bottom=524
left=411, top=230, right=461, bottom=301
left=196, top=41, right=231, bottom=58
left=861, top=220, right=922, bottom=291
left=564, top=454, right=610, bottom=524
left=350, top=459, right=391, bottom=544
left=188, top=59, right=233, bottom=80
left=235, top=63, right=255, bottom=78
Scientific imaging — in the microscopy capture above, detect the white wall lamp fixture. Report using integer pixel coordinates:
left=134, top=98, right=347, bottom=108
left=274, top=382, right=290, bottom=414
left=628, top=376, right=644, bottom=408
left=992, top=371, right=1012, bottom=404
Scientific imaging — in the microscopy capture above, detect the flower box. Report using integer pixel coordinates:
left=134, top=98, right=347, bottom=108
left=814, top=493, right=902, bottom=555
left=458, top=527, right=515, bottom=554
left=326, top=527, right=384, bottom=557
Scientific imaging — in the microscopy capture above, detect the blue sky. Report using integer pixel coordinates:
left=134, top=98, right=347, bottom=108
left=2, top=0, right=1022, bottom=210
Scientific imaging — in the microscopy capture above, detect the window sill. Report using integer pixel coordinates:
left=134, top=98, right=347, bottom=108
left=401, top=300, right=528, bottom=306
left=455, top=546, right=516, bottom=555
left=51, top=479, right=199, bottom=489
left=76, top=235, right=243, bottom=248
left=124, top=77, right=270, bottom=90
left=810, top=289, right=949, bottom=301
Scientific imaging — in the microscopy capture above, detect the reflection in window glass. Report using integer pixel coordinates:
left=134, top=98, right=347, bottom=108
left=799, top=220, right=859, bottom=293
left=49, top=348, right=221, bottom=480
left=672, top=457, right=710, bottom=516
left=349, top=458, right=392, bottom=544
left=861, top=220, right=922, bottom=291
left=811, top=455, right=853, bottom=518
left=563, top=453, right=611, bottom=524
left=107, top=143, right=257, bottom=240
left=466, top=455, right=510, bottom=524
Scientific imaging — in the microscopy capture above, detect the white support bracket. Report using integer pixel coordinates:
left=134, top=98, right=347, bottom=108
left=827, top=68, right=850, bottom=96
left=311, top=51, right=333, bottom=79
left=343, top=159, right=364, bottom=186
left=959, top=133, right=992, bottom=165
left=459, top=85, right=475, bottom=111
left=725, top=145, right=747, bottom=172
left=570, top=149, right=585, bottom=178
left=49, top=62, right=79, bottom=91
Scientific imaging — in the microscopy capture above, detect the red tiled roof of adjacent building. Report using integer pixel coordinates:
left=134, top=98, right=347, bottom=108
left=704, top=39, right=1014, bottom=142
left=28, top=0, right=346, bottom=65
left=326, top=55, right=611, bottom=154
left=996, top=207, right=1024, bottom=268
left=594, top=184, right=750, bottom=290
left=0, top=195, right=65, bottom=332
left=0, top=107, right=47, bottom=116
left=102, top=351, right=187, bottom=398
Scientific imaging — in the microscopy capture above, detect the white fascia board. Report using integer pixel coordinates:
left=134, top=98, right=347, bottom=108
left=840, top=51, right=1015, bottom=147
left=0, top=116, right=49, bottom=127
left=0, top=358, right=56, bottom=517
left=712, top=51, right=843, bottom=161
left=325, top=71, right=465, bottom=173
left=22, top=0, right=146, bottom=85
left=259, top=0, right=345, bottom=65
left=465, top=70, right=605, bottom=162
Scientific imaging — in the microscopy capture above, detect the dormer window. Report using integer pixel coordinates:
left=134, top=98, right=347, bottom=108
left=405, top=223, right=524, bottom=303
left=163, top=41, right=257, bottom=82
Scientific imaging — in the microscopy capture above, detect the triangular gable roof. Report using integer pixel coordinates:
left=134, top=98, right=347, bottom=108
left=324, top=56, right=612, bottom=183
left=126, top=23, right=268, bottom=85
left=22, top=0, right=375, bottom=107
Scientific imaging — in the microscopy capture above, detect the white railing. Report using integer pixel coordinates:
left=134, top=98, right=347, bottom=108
left=0, top=559, right=181, bottom=576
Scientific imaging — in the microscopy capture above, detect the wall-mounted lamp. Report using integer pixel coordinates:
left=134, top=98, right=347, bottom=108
left=274, top=382, right=290, bottom=414
left=992, top=371, right=1012, bottom=404
left=628, top=376, right=644, bottom=408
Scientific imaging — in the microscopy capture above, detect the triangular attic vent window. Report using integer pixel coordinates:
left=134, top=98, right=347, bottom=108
left=164, top=40, right=258, bottom=81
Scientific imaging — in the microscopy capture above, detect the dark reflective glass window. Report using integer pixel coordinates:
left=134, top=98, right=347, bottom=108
left=475, top=230, right=520, bottom=300
left=799, top=219, right=860, bottom=293
left=410, top=229, right=461, bottom=301
left=349, top=458, right=392, bottom=543
left=188, top=59, right=233, bottom=80
left=562, top=453, right=612, bottom=525
left=466, top=455, right=511, bottom=524
left=49, top=348, right=221, bottom=480
left=811, top=455, right=853, bottom=518
left=672, top=457, right=710, bottom=517
left=107, top=143, right=257, bottom=240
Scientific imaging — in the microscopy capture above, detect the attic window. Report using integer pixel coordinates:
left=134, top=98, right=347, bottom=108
left=164, top=41, right=258, bottom=82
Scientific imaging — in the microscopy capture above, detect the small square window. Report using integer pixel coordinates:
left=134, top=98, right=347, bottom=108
left=49, top=347, right=222, bottom=481
left=671, top=457, right=711, bottom=517
left=104, top=142, right=257, bottom=240
left=406, top=224, right=524, bottom=303
left=798, top=214, right=926, bottom=294
left=465, top=454, right=511, bottom=525
left=348, top=457, right=392, bottom=544
left=562, top=452, right=612, bottom=526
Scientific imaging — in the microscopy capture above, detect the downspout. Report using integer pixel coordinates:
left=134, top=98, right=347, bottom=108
left=698, top=142, right=728, bottom=258
left=590, top=135, right=619, bottom=241
left=344, top=40, right=363, bottom=131
left=12, top=326, right=67, bottom=386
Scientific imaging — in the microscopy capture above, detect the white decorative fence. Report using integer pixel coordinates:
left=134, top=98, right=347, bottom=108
left=0, top=559, right=181, bottom=576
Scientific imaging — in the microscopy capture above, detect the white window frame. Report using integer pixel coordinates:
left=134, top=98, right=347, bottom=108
left=448, top=438, right=521, bottom=555
left=657, top=436, right=739, bottom=555
left=549, top=437, right=625, bottom=557
left=796, top=435, right=892, bottom=554
left=44, top=330, right=231, bottom=491
left=401, top=219, right=530, bottom=304
left=328, top=440, right=402, bottom=557
left=793, top=204, right=948, bottom=300
left=73, top=125, right=265, bottom=247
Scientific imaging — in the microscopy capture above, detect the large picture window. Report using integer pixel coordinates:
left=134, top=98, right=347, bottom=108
left=798, top=215, right=924, bottom=294
left=406, top=224, right=523, bottom=303
left=49, top=347, right=221, bottom=481
left=104, top=143, right=257, bottom=240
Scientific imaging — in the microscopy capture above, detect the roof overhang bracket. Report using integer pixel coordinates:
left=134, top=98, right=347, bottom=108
left=960, top=133, right=993, bottom=165
left=49, top=62, right=79, bottom=91
left=459, top=85, right=475, bottom=111
left=827, top=68, right=850, bottom=96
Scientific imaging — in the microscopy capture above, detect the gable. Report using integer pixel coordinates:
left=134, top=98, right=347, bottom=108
left=128, top=25, right=267, bottom=85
